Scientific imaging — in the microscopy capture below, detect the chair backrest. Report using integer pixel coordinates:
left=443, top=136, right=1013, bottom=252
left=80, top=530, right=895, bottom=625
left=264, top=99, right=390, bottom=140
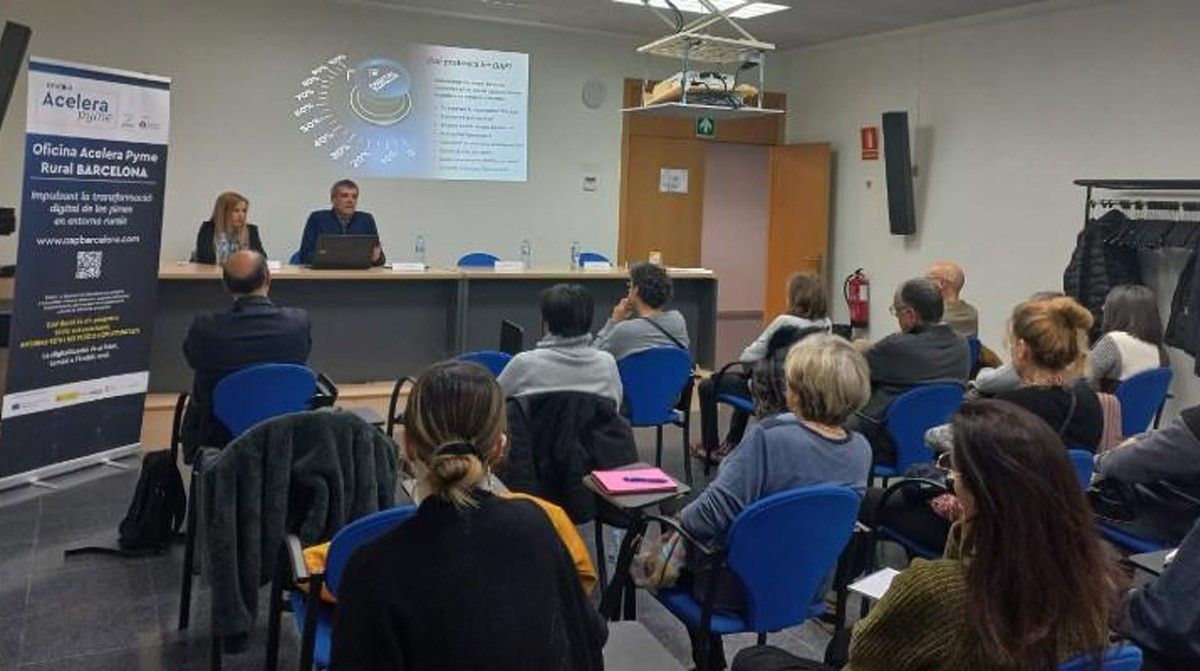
left=885, top=382, right=966, bottom=471
left=456, top=252, right=500, bottom=268
left=1066, top=448, right=1094, bottom=489
left=724, top=485, right=861, bottom=633
left=616, top=347, right=693, bottom=426
left=966, top=335, right=981, bottom=371
left=578, top=251, right=610, bottom=264
left=212, top=363, right=317, bottom=436
left=289, top=250, right=301, bottom=264
left=1115, top=367, right=1173, bottom=437
left=1058, top=643, right=1143, bottom=671
left=325, top=504, right=417, bottom=596
left=458, top=350, right=513, bottom=377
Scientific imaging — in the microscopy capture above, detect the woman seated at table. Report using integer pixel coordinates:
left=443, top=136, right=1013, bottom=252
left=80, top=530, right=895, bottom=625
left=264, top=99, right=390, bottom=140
left=1088, top=284, right=1168, bottom=392
left=593, top=261, right=690, bottom=360
left=330, top=360, right=606, bottom=670
left=695, top=272, right=832, bottom=464
left=191, top=191, right=265, bottom=265
left=679, top=333, right=872, bottom=669
left=847, top=400, right=1122, bottom=670
left=498, top=283, right=622, bottom=405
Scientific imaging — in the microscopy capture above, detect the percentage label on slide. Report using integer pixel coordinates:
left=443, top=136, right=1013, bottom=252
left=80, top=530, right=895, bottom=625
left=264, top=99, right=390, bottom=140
left=291, top=53, right=417, bottom=174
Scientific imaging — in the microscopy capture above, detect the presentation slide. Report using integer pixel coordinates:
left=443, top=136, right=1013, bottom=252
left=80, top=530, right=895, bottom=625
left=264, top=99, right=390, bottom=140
left=293, top=44, right=529, bottom=182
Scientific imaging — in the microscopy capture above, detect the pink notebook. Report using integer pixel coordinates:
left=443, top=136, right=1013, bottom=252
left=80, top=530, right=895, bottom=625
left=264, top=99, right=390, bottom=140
left=592, top=467, right=677, bottom=494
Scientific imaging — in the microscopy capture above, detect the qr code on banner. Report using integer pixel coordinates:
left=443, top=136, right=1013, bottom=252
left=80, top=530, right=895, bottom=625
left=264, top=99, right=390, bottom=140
left=75, top=251, right=103, bottom=280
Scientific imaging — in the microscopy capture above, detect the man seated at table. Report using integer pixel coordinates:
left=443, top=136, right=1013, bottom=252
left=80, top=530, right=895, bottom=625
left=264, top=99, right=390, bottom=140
left=180, top=250, right=312, bottom=462
left=848, top=277, right=971, bottom=465
left=297, top=179, right=385, bottom=266
left=498, top=283, right=622, bottom=405
left=593, top=262, right=690, bottom=361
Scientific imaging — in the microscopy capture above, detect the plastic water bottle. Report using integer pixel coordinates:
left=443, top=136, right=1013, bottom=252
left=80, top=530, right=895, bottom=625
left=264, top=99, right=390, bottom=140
left=570, top=240, right=581, bottom=269
left=520, top=238, right=532, bottom=268
left=414, top=235, right=426, bottom=266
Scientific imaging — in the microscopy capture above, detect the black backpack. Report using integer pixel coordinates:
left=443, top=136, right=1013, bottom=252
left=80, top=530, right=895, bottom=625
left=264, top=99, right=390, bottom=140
left=115, top=449, right=187, bottom=551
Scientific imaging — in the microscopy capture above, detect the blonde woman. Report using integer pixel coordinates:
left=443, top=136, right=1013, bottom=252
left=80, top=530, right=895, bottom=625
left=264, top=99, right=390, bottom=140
left=679, top=333, right=873, bottom=669
left=191, top=191, right=265, bottom=264
left=330, top=360, right=606, bottom=670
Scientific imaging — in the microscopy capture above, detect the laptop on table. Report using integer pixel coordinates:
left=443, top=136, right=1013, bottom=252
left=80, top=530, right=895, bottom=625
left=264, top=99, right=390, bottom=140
left=312, top=234, right=378, bottom=269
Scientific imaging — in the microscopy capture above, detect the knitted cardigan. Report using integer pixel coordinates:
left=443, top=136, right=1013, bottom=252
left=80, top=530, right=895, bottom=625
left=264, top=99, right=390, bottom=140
left=846, top=523, right=1108, bottom=670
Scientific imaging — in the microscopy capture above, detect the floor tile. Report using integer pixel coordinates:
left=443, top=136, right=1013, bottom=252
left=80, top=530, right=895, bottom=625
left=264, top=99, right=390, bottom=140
left=17, top=597, right=159, bottom=665
left=25, top=561, right=152, bottom=616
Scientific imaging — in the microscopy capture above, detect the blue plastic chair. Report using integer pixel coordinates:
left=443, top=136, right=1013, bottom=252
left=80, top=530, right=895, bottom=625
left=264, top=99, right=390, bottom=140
left=1067, top=448, right=1095, bottom=489
left=1115, top=367, right=1173, bottom=437
left=872, top=382, right=966, bottom=485
left=649, top=485, right=860, bottom=670
left=458, top=350, right=513, bottom=377
left=456, top=252, right=500, bottom=268
left=1099, top=521, right=1170, bottom=554
left=618, top=347, right=695, bottom=485
left=966, top=335, right=981, bottom=372
left=289, top=250, right=302, bottom=264
left=267, top=505, right=418, bottom=671
left=212, top=363, right=318, bottom=437
left=578, top=251, right=610, bottom=265
left=1059, top=643, right=1143, bottom=670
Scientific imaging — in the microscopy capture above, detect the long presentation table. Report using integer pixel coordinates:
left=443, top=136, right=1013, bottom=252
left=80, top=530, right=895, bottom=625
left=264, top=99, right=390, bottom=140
left=150, top=263, right=718, bottom=393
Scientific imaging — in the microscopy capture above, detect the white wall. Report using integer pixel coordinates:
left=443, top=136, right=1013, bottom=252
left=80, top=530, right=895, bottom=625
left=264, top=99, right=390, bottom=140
left=783, top=0, right=1200, bottom=416
left=0, top=0, right=699, bottom=266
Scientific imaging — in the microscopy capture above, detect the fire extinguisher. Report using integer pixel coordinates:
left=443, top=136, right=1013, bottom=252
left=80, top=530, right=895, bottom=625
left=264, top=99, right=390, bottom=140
left=844, top=268, right=870, bottom=328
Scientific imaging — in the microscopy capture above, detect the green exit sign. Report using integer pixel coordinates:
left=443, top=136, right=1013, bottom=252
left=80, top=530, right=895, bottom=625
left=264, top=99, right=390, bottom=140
left=695, top=116, right=716, bottom=138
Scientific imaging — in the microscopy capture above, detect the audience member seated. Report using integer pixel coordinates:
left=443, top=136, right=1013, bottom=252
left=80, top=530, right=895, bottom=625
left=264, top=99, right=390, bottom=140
left=497, top=283, right=622, bottom=405
left=1088, top=284, right=1168, bottom=392
left=1119, top=517, right=1200, bottom=670
left=594, top=261, right=689, bottom=359
left=191, top=191, right=265, bottom=265
left=180, top=250, right=311, bottom=462
left=925, top=261, right=978, bottom=336
left=678, top=334, right=872, bottom=669
left=847, top=400, right=1122, bottom=670
left=972, top=291, right=1064, bottom=395
left=873, top=295, right=1104, bottom=554
left=746, top=325, right=821, bottom=419
left=298, top=178, right=385, bottom=266
left=330, top=361, right=607, bottom=670
left=1092, top=404, right=1200, bottom=546
left=696, top=272, right=832, bottom=464
left=848, top=278, right=970, bottom=465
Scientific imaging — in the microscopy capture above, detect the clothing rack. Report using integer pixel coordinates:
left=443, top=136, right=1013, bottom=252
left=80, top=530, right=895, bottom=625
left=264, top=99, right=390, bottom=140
left=1075, top=179, right=1200, bottom=249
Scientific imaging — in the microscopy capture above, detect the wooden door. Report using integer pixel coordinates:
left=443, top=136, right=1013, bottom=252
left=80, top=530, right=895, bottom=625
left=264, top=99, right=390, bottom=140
left=619, top=136, right=706, bottom=267
left=763, top=143, right=832, bottom=320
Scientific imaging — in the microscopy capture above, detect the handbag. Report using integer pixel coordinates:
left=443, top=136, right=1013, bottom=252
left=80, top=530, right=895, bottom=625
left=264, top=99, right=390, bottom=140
left=630, top=530, right=687, bottom=592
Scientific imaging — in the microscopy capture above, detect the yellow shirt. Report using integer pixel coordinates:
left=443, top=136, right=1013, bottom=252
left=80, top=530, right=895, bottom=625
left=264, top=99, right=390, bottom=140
left=301, top=492, right=598, bottom=602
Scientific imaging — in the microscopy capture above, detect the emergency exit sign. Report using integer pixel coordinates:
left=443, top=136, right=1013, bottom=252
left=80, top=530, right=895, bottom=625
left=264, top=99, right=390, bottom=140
left=696, top=117, right=716, bottom=138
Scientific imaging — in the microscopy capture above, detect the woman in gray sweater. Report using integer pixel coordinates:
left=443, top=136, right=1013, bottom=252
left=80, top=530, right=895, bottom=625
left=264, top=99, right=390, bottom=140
left=679, top=333, right=872, bottom=669
left=593, top=262, right=690, bottom=360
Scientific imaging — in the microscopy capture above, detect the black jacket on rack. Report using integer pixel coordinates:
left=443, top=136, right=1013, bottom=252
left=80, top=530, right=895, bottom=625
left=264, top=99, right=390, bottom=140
left=1063, top=210, right=1142, bottom=337
left=1166, top=251, right=1197, bottom=358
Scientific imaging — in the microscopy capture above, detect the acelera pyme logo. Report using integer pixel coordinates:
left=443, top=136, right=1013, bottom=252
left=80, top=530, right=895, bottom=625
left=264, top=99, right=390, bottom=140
left=36, top=80, right=116, bottom=127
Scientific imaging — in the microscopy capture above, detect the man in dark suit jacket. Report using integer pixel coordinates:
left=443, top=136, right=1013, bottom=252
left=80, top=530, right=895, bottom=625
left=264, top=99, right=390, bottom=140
left=850, top=277, right=970, bottom=465
left=181, top=250, right=312, bottom=461
left=297, top=179, right=385, bottom=265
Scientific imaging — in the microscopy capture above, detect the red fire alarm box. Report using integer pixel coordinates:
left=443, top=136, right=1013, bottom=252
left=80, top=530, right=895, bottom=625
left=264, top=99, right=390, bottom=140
left=861, top=126, right=879, bottom=160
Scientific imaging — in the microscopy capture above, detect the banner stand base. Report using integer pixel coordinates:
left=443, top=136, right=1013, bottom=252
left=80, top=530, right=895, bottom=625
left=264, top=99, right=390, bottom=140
left=0, top=444, right=141, bottom=493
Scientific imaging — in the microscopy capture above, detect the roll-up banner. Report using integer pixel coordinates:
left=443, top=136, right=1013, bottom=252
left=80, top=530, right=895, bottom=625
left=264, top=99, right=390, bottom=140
left=0, top=58, right=169, bottom=485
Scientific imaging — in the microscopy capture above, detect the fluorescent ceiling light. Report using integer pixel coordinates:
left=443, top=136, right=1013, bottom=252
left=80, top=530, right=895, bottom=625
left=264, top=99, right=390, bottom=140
left=612, top=0, right=790, bottom=20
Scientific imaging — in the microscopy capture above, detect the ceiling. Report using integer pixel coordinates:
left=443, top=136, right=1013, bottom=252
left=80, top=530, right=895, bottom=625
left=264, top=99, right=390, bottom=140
left=365, top=0, right=1045, bottom=49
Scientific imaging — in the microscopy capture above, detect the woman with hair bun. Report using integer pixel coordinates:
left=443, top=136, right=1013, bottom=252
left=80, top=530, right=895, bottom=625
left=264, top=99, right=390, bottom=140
left=330, top=360, right=606, bottom=671
left=994, top=295, right=1103, bottom=450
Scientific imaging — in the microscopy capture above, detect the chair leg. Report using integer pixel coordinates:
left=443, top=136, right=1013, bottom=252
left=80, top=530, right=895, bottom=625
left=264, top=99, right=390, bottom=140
left=594, top=520, right=608, bottom=591
left=178, top=470, right=199, bottom=630
left=265, top=553, right=284, bottom=671
left=756, top=632, right=767, bottom=646
left=654, top=425, right=664, bottom=468
left=679, top=420, right=692, bottom=486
